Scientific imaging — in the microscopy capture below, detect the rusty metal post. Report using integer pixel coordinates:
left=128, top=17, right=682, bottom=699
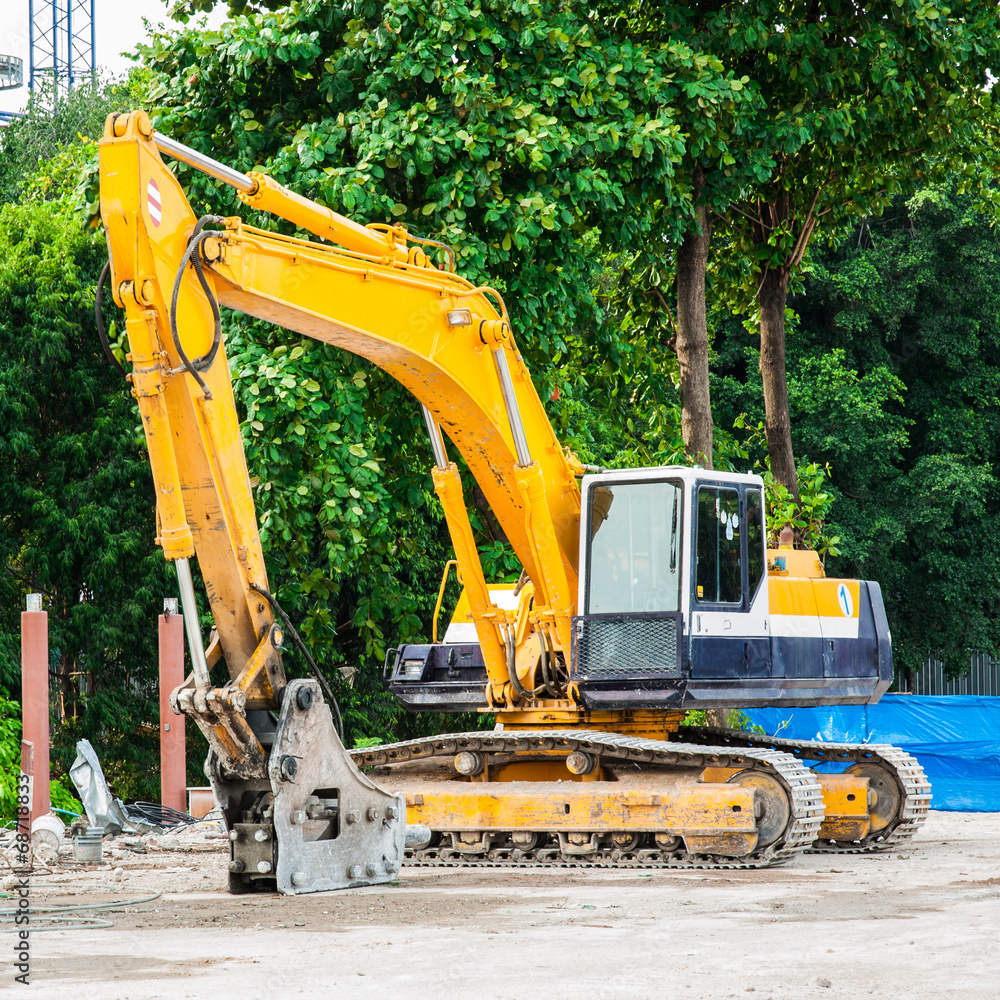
left=159, top=598, right=187, bottom=813
left=20, top=594, right=49, bottom=820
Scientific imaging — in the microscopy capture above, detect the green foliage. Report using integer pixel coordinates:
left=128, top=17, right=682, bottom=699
left=139, top=0, right=759, bottom=362
left=715, top=320, right=913, bottom=556
left=768, top=461, right=840, bottom=559
left=0, top=697, right=23, bottom=823
left=585, top=5, right=771, bottom=428
left=787, top=350, right=909, bottom=497
left=709, top=177, right=1000, bottom=680
left=731, top=415, right=841, bottom=557
left=138, top=1, right=1000, bottom=705
left=168, top=0, right=286, bottom=18
left=351, top=735, right=385, bottom=750
left=0, top=131, right=175, bottom=802
left=0, top=696, right=81, bottom=824
left=706, top=0, right=1000, bottom=290
left=136, top=0, right=763, bottom=740
left=137, top=0, right=767, bottom=451
left=689, top=1, right=1000, bottom=494
left=0, top=72, right=150, bottom=206
left=881, top=455, right=1000, bottom=676
left=790, top=185, right=1000, bottom=677
left=679, top=708, right=764, bottom=734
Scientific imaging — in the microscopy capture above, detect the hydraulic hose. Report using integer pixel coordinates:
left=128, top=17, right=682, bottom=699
left=168, top=215, right=226, bottom=399
left=537, top=626, right=560, bottom=699
left=249, top=583, right=344, bottom=740
left=94, top=260, right=126, bottom=378
left=503, top=627, right=546, bottom=701
left=543, top=627, right=569, bottom=699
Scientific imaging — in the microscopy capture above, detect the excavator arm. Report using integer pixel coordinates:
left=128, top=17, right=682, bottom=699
left=98, top=111, right=585, bottom=890
left=100, top=107, right=582, bottom=704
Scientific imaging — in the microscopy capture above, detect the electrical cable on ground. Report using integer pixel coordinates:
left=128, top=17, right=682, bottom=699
left=125, top=802, right=198, bottom=829
left=0, top=883, right=161, bottom=933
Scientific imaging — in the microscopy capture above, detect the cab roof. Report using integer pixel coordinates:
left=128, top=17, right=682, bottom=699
left=581, top=465, right=765, bottom=489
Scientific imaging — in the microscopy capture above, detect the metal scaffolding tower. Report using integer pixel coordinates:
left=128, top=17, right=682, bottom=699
left=29, top=0, right=96, bottom=103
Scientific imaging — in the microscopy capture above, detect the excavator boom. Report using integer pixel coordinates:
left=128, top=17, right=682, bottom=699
left=100, top=111, right=580, bottom=716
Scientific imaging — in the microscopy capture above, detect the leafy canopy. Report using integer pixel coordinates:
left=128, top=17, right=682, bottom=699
left=143, top=0, right=760, bottom=364
left=702, top=0, right=1000, bottom=298
left=0, top=141, right=177, bottom=799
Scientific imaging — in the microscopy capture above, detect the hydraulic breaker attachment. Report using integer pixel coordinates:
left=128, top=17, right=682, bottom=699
left=207, top=679, right=406, bottom=894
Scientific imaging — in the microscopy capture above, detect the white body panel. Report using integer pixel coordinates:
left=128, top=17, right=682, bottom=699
left=442, top=587, right=519, bottom=644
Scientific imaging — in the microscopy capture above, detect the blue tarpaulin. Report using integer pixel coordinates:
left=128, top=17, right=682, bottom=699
left=744, top=694, right=1000, bottom=812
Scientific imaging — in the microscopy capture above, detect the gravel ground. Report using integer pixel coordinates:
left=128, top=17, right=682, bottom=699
left=2, top=811, right=998, bottom=999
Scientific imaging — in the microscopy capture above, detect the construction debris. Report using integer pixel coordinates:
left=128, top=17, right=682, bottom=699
left=68, top=739, right=132, bottom=835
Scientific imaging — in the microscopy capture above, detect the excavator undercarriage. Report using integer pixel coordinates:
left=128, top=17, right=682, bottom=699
left=348, top=728, right=929, bottom=871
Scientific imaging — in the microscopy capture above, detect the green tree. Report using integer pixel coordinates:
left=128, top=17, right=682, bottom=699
left=715, top=182, right=1000, bottom=680
left=705, top=0, right=1000, bottom=501
left=0, top=73, right=148, bottom=206
left=800, top=186, right=1000, bottom=680
left=620, top=5, right=773, bottom=470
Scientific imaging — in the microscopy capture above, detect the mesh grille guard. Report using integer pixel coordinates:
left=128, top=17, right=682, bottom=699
left=572, top=613, right=684, bottom=682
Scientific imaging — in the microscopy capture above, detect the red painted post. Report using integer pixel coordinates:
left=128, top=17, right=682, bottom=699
left=159, top=598, right=187, bottom=813
left=20, top=594, right=49, bottom=820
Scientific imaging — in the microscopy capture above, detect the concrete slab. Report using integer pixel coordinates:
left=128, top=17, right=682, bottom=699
left=9, top=812, right=999, bottom=999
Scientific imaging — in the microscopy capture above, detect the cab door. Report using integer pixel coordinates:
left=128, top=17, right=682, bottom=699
left=688, top=482, right=770, bottom=678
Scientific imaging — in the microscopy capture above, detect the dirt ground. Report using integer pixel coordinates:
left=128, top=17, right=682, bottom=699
left=3, top=811, right=998, bottom=1000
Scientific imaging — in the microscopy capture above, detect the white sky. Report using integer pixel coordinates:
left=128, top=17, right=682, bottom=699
left=0, top=0, right=228, bottom=115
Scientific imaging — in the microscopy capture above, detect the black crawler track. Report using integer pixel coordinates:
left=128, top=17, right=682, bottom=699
left=349, top=730, right=824, bottom=869
left=682, top=727, right=932, bottom=852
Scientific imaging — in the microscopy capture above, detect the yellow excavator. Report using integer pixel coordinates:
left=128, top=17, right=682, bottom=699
left=97, top=111, right=930, bottom=894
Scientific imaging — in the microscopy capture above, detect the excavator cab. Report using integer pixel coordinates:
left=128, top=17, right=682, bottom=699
left=575, top=468, right=771, bottom=710
left=388, top=467, right=892, bottom=713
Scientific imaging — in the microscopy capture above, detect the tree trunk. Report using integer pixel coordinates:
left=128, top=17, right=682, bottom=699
left=705, top=708, right=729, bottom=729
left=471, top=484, right=508, bottom=545
left=675, top=171, right=714, bottom=469
left=758, top=265, right=798, bottom=501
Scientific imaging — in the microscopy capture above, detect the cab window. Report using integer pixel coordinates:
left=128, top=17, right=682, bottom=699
left=746, top=488, right=765, bottom=601
left=587, top=480, right=683, bottom=614
left=696, top=486, right=742, bottom=605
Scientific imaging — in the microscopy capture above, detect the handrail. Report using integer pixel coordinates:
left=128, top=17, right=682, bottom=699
left=432, top=561, right=459, bottom=644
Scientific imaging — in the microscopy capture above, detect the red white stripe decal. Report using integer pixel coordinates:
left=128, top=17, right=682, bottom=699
left=147, top=178, right=162, bottom=227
